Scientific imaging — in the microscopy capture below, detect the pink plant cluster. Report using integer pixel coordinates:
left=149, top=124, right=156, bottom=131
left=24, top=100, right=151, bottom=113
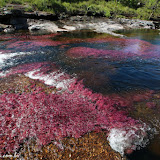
left=0, top=82, right=146, bottom=155
left=3, top=62, right=58, bottom=77
left=6, top=39, right=65, bottom=51
left=0, top=90, right=95, bottom=154
left=66, top=47, right=134, bottom=59
left=0, top=62, right=73, bottom=91
left=86, top=36, right=152, bottom=49
left=0, top=50, right=11, bottom=54
left=0, top=33, right=65, bottom=52
left=108, top=90, right=155, bottom=108
left=1, top=32, right=159, bottom=60
left=0, top=62, right=150, bottom=155
left=66, top=45, right=160, bottom=59
left=0, top=31, right=159, bottom=156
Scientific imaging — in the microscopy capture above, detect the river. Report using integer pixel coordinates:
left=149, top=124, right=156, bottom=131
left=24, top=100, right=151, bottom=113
left=0, top=29, right=160, bottom=159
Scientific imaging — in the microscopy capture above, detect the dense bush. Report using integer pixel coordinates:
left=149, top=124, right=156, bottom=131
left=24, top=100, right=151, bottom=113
left=0, top=0, right=6, bottom=7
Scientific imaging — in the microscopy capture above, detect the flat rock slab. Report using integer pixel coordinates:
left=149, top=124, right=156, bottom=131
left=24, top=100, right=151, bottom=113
left=28, top=19, right=67, bottom=33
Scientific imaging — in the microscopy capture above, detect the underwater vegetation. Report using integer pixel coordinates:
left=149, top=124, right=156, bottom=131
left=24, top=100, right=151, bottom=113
left=0, top=61, right=153, bottom=157
left=0, top=31, right=160, bottom=159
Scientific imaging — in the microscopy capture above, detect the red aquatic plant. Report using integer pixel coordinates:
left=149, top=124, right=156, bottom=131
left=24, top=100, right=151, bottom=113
left=0, top=50, right=11, bottom=54
left=0, top=62, right=74, bottom=91
left=0, top=30, right=159, bottom=157
left=66, top=37, right=160, bottom=59
left=1, top=62, right=57, bottom=77
left=6, top=39, right=65, bottom=50
left=66, top=47, right=135, bottom=59
left=0, top=77, right=147, bottom=155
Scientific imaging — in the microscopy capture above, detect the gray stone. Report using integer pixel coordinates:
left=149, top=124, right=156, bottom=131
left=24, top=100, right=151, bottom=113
left=4, top=27, right=15, bottom=33
left=28, top=19, right=67, bottom=33
left=117, top=18, right=155, bottom=29
left=0, top=24, right=14, bottom=32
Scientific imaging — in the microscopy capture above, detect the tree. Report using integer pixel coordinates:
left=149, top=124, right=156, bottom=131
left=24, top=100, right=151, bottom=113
left=148, top=0, right=160, bottom=19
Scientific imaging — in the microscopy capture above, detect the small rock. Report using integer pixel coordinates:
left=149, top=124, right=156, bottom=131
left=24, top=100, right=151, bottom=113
left=4, top=27, right=15, bottom=33
left=63, top=25, right=76, bottom=31
left=4, top=10, right=12, bottom=15
left=0, top=24, right=15, bottom=33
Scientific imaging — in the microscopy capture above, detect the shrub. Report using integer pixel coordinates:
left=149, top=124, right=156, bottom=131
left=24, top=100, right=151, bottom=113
left=1, top=0, right=159, bottom=20
left=119, top=0, right=141, bottom=9
left=0, top=0, right=6, bottom=7
left=6, top=0, right=23, bottom=4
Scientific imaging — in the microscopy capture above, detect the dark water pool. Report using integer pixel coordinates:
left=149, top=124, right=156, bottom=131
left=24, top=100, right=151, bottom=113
left=0, top=29, right=160, bottom=159
left=114, top=29, right=160, bottom=160
left=115, top=29, right=160, bottom=45
left=53, top=30, right=160, bottom=94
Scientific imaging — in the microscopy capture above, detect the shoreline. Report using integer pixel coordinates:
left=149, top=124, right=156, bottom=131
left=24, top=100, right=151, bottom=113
left=0, top=8, right=159, bottom=36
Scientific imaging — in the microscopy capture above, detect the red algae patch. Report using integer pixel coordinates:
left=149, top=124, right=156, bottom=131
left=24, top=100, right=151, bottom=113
left=66, top=47, right=133, bottom=59
left=0, top=30, right=160, bottom=159
left=0, top=50, right=11, bottom=54
left=1, top=33, right=68, bottom=51
left=2, top=62, right=57, bottom=77
left=13, top=33, right=59, bottom=40
left=65, top=36, right=160, bottom=59
left=85, top=36, right=152, bottom=50
left=0, top=62, right=75, bottom=91
left=6, top=39, right=64, bottom=50
left=66, top=44, right=159, bottom=59
left=0, top=62, right=150, bottom=156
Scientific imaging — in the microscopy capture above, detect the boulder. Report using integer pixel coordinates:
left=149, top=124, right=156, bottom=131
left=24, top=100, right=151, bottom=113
left=0, top=24, right=15, bottom=33
left=28, top=19, right=67, bottom=33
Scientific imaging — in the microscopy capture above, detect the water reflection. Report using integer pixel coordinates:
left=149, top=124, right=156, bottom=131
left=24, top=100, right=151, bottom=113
left=115, top=29, right=160, bottom=45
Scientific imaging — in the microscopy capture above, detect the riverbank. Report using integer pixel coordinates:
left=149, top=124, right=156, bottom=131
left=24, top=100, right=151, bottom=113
left=0, top=1, right=160, bottom=34
left=0, top=7, right=159, bottom=37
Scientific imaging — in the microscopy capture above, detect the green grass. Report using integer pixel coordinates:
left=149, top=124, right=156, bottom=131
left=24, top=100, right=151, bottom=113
left=0, top=0, right=160, bottom=20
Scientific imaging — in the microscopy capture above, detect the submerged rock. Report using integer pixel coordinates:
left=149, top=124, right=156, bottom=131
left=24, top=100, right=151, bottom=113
left=20, top=132, right=125, bottom=160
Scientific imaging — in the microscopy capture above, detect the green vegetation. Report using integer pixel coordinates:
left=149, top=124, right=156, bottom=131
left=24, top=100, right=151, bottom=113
left=0, top=0, right=160, bottom=20
left=0, top=0, right=6, bottom=7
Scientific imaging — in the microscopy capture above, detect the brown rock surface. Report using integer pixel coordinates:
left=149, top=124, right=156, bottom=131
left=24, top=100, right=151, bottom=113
left=20, top=132, right=125, bottom=160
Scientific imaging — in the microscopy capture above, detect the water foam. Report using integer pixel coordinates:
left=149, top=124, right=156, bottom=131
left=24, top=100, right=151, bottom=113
left=107, top=125, right=151, bottom=155
left=25, top=69, right=75, bottom=91
left=0, top=51, right=32, bottom=68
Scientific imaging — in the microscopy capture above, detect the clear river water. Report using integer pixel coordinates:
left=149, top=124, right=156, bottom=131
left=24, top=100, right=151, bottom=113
left=0, top=29, right=160, bottom=159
